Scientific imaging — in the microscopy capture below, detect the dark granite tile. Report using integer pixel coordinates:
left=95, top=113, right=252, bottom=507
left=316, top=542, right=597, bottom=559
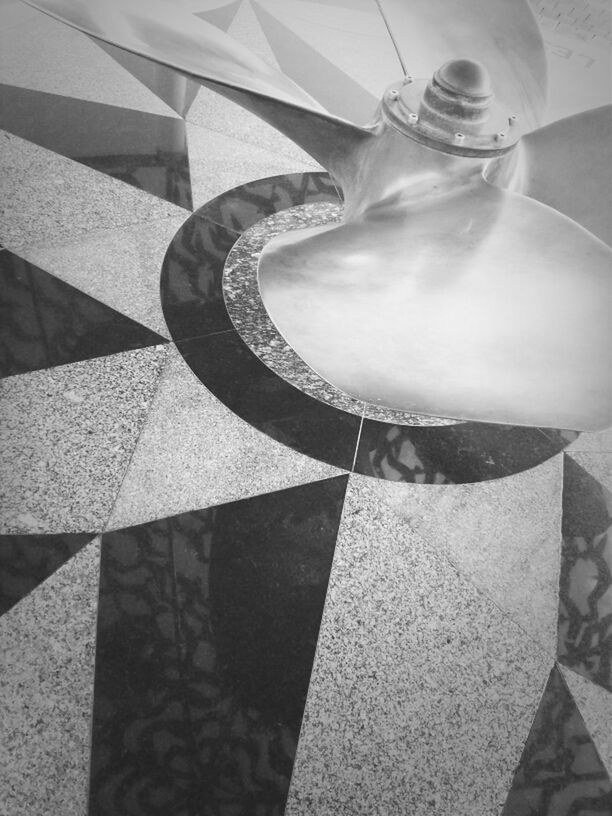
left=355, top=420, right=573, bottom=484
left=0, top=84, right=192, bottom=208
left=160, top=217, right=240, bottom=341
left=198, top=172, right=341, bottom=233
left=0, top=532, right=94, bottom=615
left=90, top=476, right=348, bottom=816
left=0, top=250, right=168, bottom=378
left=558, top=455, right=612, bottom=691
left=502, top=665, right=612, bottom=816
left=176, top=331, right=361, bottom=470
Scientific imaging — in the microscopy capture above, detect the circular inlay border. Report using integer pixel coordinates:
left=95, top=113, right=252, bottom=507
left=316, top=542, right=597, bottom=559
left=161, top=171, right=578, bottom=483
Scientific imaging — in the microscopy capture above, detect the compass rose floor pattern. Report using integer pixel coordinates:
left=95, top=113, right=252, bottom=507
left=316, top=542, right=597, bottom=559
left=1, top=1, right=611, bottom=815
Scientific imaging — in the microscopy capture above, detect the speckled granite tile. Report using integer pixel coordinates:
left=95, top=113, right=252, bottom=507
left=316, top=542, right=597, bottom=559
left=0, top=3, right=176, bottom=115
left=106, top=345, right=342, bottom=530
left=0, top=537, right=100, bottom=816
left=186, top=122, right=318, bottom=210
left=0, top=345, right=169, bottom=534
left=564, top=426, right=612, bottom=453
left=370, top=456, right=564, bottom=652
left=223, top=206, right=455, bottom=425
left=16, top=216, right=187, bottom=338
left=286, top=474, right=551, bottom=816
left=0, top=132, right=185, bottom=251
left=560, top=665, right=612, bottom=775
left=187, top=86, right=322, bottom=167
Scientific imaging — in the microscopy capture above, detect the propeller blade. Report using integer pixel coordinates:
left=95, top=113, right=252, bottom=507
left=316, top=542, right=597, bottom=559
left=489, top=106, right=612, bottom=247
left=21, top=0, right=373, bottom=179
left=375, top=0, right=547, bottom=131
left=258, top=165, right=612, bottom=431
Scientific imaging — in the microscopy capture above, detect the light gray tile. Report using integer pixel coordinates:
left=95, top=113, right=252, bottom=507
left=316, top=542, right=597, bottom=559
left=566, top=427, right=612, bottom=454
left=0, top=132, right=185, bottom=251
left=16, top=216, right=188, bottom=338
left=186, top=121, right=320, bottom=210
left=566, top=451, right=612, bottom=491
left=0, top=3, right=176, bottom=115
left=0, top=345, right=169, bottom=534
left=286, top=474, right=552, bottom=816
left=106, top=346, right=342, bottom=529
left=371, top=456, right=564, bottom=653
left=561, top=665, right=612, bottom=775
left=0, top=538, right=100, bottom=816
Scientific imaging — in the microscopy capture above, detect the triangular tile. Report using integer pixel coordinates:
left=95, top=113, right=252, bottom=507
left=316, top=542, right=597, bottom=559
left=2, top=132, right=185, bottom=251
left=0, top=531, right=94, bottom=615
left=286, top=474, right=552, bottom=815
left=106, top=346, right=344, bottom=529
left=91, top=477, right=348, bottom=814
left=567, top=451, right=612, bottom=492
left=94, top=40, right=200, bottom=118
left=558, top=455, right=612, bottom=692
left=252, top=0, right=379, bottom=123
left=0, top=345, right=169, bottom=535
left=0, top=2, right=176, bottom=115
left=368, top=456, right=563, bottom=654
left=501, top=665, right=612, bottom=815
left=0, top=538, right=100, bottom=816
left=194, top=0, right=242, bottom=30
left=0, top=250, right=169, bottom=378
left=561, top=665, right=612, bottom=776
left=0, top=84, right=193, bottom=208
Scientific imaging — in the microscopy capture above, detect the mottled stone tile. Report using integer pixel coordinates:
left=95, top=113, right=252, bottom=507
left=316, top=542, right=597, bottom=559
left=561, top=665, right=612, bottom=775
left=0, top=538, right=100, bottom=816
left=16, top=216, right=187, bottom=338
left=372, top=456, right=564, bottom=653
left=106, top=346, right=342, bottom=530
left=0, top=345, right=169, bottom=534
left=0, top=3, right=175, bottom=115
left=186, top=122, right=318, bottom=210
left=0, top=132, right=184, bottom=251
left=286, top=474, right=552, bottom=816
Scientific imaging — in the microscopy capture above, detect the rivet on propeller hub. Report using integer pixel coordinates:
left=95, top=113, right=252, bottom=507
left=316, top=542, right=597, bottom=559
left=381, top=58, right=522, bottom=158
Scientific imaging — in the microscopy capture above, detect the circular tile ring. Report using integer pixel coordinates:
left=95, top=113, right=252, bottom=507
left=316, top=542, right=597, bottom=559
left=161, top=172, right=578, bottom=484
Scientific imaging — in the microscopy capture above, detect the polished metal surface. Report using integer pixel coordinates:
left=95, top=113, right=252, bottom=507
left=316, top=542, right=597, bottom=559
left=258, top=122, right=612, bottom=431
left=488, top=106, right=612, bottom=247
left=376, top=0, right=548, bottom=132
left=20, top=0, right=612, bottom=429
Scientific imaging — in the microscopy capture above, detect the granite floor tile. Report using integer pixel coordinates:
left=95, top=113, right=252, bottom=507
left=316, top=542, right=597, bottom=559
left=567, top=451, right=612, bottom=490
left=0, top=538, right=100, bottom=816
left=106, top=346, right=343, bottom=530
left=0, top=2, right=176, bottom=115
left=565, top=426, right=612, bottom=454
left=286, top=474, right=552, bottom=816
left=91, top=477, right=347, bottom=816
left=561, top=665, right=612, bottom=775
left=17, top=216, right=187, bottom=338
left=0, top=132, right=185, bottom=251
left=0, top=84, right=193, bottom=208
left=0, top=531, right=94, bottom=615
left=187, top=85, right=321, bottom=167
left=186, top=122, right=318, bottom=211
left=0, top=345, right=169, bottom=534
left=372, top=456, right=564, bottom=653
left=0, top=249, right=169, bottom=377
left=501, top=665, right=612, bottom=816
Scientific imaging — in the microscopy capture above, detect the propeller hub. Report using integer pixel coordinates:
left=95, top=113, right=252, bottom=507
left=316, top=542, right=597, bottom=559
left=381, top=61, right=522, bottom=158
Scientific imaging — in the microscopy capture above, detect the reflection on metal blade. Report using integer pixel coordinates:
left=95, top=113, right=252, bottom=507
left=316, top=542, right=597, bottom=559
left=258, top=171, right=612, bottom=431
left=376, top=0, right=547, bottom=131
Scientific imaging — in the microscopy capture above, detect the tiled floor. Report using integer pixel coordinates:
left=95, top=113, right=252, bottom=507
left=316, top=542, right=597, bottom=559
left=1, top=1, right=611, bottom=815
